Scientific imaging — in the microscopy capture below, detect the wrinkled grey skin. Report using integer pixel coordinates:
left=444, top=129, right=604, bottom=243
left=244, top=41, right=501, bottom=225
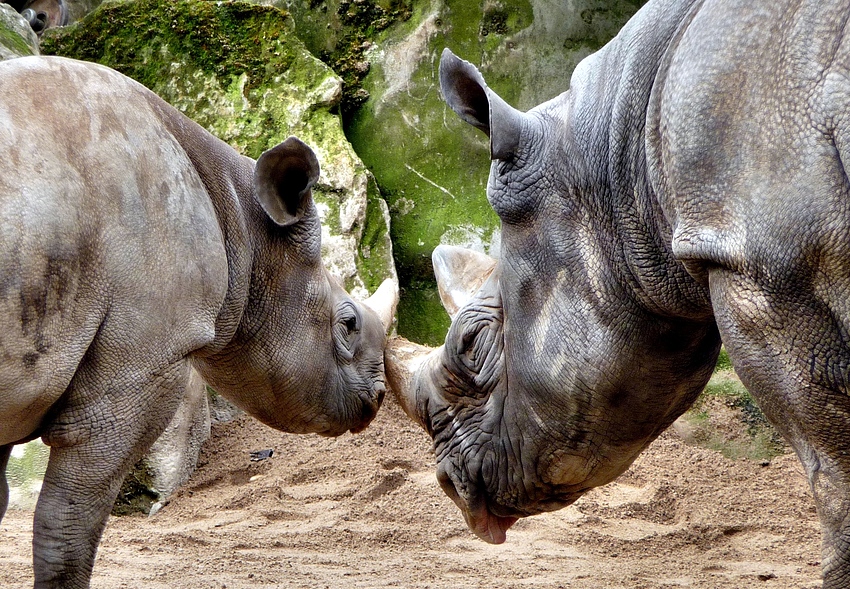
left=387, top=0, right=850, bottom=586
left=0, top=56, right=395, bottom=589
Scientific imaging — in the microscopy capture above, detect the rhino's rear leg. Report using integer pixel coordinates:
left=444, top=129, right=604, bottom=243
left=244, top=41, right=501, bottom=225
left=710, top=269, right=850, bottom=589
left=0, top=444, right=11, bottom=523
left=33, top=358, right=190, bottom=589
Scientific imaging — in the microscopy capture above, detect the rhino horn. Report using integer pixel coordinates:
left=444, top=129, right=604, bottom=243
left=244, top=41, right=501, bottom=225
left=362, top=277, right=399, bottom=335
left=432, top=245, right=498, bottom=317
left=439, top=48, right=525, bottom=160
left=384, top=336, right=436, bottom=428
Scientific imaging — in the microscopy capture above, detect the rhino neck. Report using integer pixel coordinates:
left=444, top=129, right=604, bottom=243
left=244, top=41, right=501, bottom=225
left=148, top=95, right=254, bottom=355
left=568, top=0, right=713, bottom=321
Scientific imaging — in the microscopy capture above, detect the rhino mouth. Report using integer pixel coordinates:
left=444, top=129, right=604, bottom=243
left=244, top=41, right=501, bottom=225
left=436, top=464, right=518, bottom=544
left=436, top=460, right=595, bottom=543
left=348, top=384, right=385, bottom=434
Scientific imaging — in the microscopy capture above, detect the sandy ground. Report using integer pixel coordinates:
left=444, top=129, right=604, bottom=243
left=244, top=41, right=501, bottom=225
left=0, top=394, right=823, bottom=589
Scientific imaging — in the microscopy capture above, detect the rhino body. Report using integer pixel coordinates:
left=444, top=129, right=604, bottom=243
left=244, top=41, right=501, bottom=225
left=387, top=0, right=850, bottom=586
left=0, top=56, right=395, bottom=588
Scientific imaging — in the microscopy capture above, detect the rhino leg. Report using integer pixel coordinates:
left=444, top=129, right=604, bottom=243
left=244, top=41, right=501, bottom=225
left=710, top=270, right=850, bottom=589
left=0, top=445, right=10, bottom=523
left=33, top=359, right=189, bottom=589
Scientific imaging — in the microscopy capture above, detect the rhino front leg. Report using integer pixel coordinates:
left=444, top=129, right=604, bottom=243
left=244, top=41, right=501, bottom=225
left=710, top=270, right=850, bottom=589
left=33, top=359, right=189, bottom=589
left=0, top=444, right=11, bottom=522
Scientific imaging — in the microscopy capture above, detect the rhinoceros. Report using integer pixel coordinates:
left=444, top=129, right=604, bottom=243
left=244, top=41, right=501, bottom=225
left=0, top=55, right=397, bottom=588
left=386, top=0, right=850, bottom=586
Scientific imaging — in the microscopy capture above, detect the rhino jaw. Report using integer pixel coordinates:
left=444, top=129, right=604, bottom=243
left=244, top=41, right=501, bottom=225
left=385, top=336, right=521, bottom=543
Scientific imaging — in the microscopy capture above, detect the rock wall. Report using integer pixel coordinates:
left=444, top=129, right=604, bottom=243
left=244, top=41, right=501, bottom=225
left=282, top=0, right=647, bottom=344
left=41, top=0, right=397, bottom=300
left=41, top=0, right=646, bottom=346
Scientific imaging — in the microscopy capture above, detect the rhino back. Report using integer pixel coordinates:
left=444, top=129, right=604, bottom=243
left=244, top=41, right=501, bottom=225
left=0, top=56, right=229, bottom=445
left=652, top=0, right=850, bottom=275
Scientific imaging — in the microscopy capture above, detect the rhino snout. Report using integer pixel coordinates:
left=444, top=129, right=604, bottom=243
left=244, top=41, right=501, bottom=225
left=436, top=462, right=518, bottom=545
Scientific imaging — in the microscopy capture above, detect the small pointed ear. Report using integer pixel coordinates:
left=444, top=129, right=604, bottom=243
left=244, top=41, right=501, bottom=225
left=254, top=136, right=320, bottom=227
left=439, top=48, right=525, bottom=161
left=432, top=245, right=498, bottom=317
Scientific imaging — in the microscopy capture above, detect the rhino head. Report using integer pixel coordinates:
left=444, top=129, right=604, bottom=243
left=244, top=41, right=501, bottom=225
left=194, top=137, right=398, bottom=438
left=386, top=50, right=722, bottom=543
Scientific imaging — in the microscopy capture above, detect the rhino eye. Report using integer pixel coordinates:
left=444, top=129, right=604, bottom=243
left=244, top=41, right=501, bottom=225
left=495, top=159, right=513, bottom=176
left=333, top=302, right=362, bottom=360
left=343, top=315, right=359, bottom=334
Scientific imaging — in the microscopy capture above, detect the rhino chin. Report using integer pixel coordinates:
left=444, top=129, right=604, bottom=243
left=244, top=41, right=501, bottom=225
left=436, top=463, right=519, bottom=544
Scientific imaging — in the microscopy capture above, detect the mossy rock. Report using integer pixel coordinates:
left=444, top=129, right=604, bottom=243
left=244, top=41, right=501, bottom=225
left=63, top=0, right=105, bottom=22
left=0, top=2, right=39, bottom=59
left=675, top=350, right=787, bottom=463
left=41, top=0, right=396, bottom=298
left=272, top=0, right=413, bottom=117
left=328, top=0, right=646, bottom=345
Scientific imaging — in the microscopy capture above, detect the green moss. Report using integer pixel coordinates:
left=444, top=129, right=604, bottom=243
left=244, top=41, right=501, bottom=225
left=682, top=370, right=786, bottom=462
left=478, top=2, right=534, bottom=54
left=40, top=0, right=335, bottom=158
left=714, top=346, right=733, bottom=372
left=43, top=0, right=294, bottom=90
left=285, top=0, right=413, bottom=117
left=0, top=25, right=36, bottom=56
left=112, top=463, right=159, bottom=515
left=355, top=174, right=395, bottom=294
left=397, top=278, right=451, bottom=346
left=38, top=0, right=374, bottom=193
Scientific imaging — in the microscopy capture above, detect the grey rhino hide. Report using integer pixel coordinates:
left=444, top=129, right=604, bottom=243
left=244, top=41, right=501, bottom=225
left=0, top=55, right=392, bottom=588
left=387, top=0, right=850, bottom=586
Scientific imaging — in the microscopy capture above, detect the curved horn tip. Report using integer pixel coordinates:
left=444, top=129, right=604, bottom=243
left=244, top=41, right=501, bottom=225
left=363, top=277, right=400, bottom=335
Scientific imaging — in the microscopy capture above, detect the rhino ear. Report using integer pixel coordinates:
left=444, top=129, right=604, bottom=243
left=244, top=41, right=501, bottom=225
left=432, top=245, right=498, bottom=317
left=439, top=48, right=525, bottom=161
left=254, top=136, right=320, bottom=227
